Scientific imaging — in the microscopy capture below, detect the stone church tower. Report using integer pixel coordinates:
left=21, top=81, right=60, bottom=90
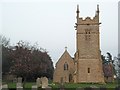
left=74, top=5, right=104, bottom=83
left=53, top=5, right=105, bottom=83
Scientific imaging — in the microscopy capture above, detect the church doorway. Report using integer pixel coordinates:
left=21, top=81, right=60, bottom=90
left=69, top=74, right=72, bottom=82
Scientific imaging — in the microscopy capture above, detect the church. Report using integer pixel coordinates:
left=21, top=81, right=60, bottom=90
left=53, top=5, right=105, bottom=83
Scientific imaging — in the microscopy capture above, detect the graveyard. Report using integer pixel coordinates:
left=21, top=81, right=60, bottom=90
left=1, top=1, right=120, bottom=90
left=1, top=82, right=120, bottom=89
left=1, top=77, right=120, bottom=90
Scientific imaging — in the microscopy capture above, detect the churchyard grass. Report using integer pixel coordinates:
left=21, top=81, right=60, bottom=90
left=3, top=82, right=35, bottom=89
left=2, top=81, right=119, bottom=89
left=50, top=82, right=119, bottom=89
left=23, top=82, right=36, bottom=88
left=64, top=83, right=118, bottom=88
left=7, top=82, right=16, bottom=88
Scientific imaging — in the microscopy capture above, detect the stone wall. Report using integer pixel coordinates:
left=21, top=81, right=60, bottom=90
left=76, top=59, right=104, bottom=83
left=53, top=50, right=75, bottom=83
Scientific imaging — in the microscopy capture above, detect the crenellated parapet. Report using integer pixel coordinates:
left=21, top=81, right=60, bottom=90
left=76, top=4, right=100, bottom=26
left=77, top=15, right=100, bottom=25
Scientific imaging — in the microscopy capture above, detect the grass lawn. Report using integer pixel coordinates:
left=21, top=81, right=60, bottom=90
left=49, top=82, right=119, bottom=89
left=3, top=82, right=36, bottom=89
left=2, top=81, right=120, bottom=89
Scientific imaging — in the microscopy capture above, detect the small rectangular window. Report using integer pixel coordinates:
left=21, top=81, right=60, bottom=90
left=88, top=68, right=90, bottom=73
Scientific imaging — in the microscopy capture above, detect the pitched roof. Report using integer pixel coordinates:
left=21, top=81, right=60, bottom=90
left=56, top=49, right=73, bottom=65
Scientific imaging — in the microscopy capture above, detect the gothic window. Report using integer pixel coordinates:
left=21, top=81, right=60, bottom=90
left=64, top=62, right=68, bottom=70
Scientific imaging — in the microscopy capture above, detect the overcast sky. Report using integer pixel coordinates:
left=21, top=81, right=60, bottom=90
left=0, top=0, right=118, bottom=66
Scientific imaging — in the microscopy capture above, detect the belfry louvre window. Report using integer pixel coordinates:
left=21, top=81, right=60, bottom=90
left=85, top=30, right=91, bottom=40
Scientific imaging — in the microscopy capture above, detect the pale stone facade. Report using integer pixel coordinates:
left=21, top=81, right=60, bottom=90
left=53, top=5, right=105, bottom=83
left=53, top=49, right=75, bottom=83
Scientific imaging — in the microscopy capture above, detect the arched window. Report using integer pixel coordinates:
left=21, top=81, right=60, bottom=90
left=64, top=62, right=68, bottom=70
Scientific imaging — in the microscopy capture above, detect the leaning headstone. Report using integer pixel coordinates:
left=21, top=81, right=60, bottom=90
left=36, top=77, right=41, bottom=88
left=32, top=85, right=37, bottom=90
left=41, top=77, right=48, bottom=88
left=2, top=84, right=8, bottom=90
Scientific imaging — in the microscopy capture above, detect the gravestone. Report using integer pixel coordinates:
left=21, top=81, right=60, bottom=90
left=16, top=83, right=23, bottom=87
left=16, top=77, right=23, bottom=90
left=13, top=78, right=17, bottom=83
left=16, top=86, right=23, bottom=90
left=41, top=77, right=48, bottom=88
left=36, top=77, right=41, bottom=88
left=32, top=85, right=37, bottom=90
left=17, top=77, right=22, bottom=86
left=2, top=84, right=8, bottom=90
left=17, top=77, right=22, bottom=83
